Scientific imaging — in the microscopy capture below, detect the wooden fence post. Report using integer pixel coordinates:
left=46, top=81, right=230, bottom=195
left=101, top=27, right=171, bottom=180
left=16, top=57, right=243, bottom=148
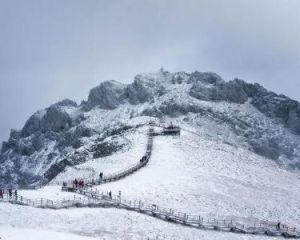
left=183, top=213, right=187, bottom=224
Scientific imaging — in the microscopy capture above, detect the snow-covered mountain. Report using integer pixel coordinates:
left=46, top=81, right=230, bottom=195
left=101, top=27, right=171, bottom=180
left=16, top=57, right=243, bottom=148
left=1, top=69, right=300, bottom=187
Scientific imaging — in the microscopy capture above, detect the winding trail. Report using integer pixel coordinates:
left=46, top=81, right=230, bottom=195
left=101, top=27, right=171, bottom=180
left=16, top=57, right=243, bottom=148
left=1, top=124, right=300, bottom=239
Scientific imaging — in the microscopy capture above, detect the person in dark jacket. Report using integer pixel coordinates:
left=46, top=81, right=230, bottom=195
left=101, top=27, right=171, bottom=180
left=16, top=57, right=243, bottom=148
left=8, top=189, right=12, bottom=198
left=14, top=190, right=18, bottom=200
left=277, top=222, right=281, bottom=231
left=99, top=172, right=103, bottom=180
left=74, top=178, right=78, bottom=188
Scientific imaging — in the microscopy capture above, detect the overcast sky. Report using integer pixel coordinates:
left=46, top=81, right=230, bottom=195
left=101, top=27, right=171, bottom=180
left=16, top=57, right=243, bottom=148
left=0, top=0, right=300, bottom=144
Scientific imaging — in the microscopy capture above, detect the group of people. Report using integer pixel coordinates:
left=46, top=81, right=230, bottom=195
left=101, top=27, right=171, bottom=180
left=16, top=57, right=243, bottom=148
left=0, top=188, right=18, bottom=199
left=72, top=178, right=85, bottom=188
left=139, top=155, right=148, bottom=164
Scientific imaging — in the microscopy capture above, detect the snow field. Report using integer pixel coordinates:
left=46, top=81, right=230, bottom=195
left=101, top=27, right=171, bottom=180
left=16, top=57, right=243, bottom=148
left=0, top=203, right=279, bottom=240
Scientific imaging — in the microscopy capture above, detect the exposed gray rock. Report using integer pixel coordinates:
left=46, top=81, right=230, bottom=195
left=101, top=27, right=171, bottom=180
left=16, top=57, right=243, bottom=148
left=187, top=71, right=224, bottom=85
left=86, top=80, right=126, bottom=110
left=171, top=72, right=190, bottom=84
left=51, top=98, right=77, bottom=108
left=43, top=158, right=71, bottom=182
left=251, top=89, right=300, bottom=134
left=1, top=129, right=21, bottom=153
left=21, top=110, right=45, bottom=137
left=189, top=76, right=249, bottom=104
left=74, top=125, right=92, bottom=138
left=57, top=126, right=92, bottom=150
left=40, top=106, right=72, bottom=132
left=92, top=141, right=124, bottom=159
left=188, top=73, right=300, bottom=134
left=126, top=74, right=166, bottom=104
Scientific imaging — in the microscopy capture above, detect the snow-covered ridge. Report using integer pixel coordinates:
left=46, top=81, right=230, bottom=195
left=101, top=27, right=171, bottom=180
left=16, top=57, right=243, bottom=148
left=1, top=69, right=300, bottom=187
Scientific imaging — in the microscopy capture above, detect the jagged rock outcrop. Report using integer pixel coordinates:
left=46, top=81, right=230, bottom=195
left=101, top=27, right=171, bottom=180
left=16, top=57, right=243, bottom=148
left=126, top=74, right=167, bottom=104
left=86, top=80, right=126, bottom=110
left=40, top=105, right=72, bottom=132
left=189, top=72, right=249, bottom=104
left=21, top=110, right=45, bottom=137
left=21, top=99, right=77, bottom=137
left=251, top=89, right=300, bottom=134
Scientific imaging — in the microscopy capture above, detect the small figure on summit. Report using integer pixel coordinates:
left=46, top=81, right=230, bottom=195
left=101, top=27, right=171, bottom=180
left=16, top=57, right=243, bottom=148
left=99, top=172, right=103, bottom=180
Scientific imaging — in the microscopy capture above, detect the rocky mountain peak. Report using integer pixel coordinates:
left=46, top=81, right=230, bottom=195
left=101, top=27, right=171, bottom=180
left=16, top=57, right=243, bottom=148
left=1, top=70, right=300, bottom=187
left=86, top=80, right=126, bottom=110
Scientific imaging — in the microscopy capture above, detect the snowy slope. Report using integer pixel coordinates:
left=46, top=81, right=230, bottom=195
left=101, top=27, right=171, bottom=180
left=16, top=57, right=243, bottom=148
left=0, top=225, right=94, bottom=240
left=6, top=125, right=298, bottom=239
left=52, top=125, right=300, bottom=227
left=0, top=203, right=284, bottom=240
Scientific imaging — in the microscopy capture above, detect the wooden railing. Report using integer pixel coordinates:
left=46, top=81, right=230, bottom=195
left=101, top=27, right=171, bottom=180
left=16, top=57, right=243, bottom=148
left=66, top=187, right=300, bottom=239
left=2, top=189, right=298, bottom=239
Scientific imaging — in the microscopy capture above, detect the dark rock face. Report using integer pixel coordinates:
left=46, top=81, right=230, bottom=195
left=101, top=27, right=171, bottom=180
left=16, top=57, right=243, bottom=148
left=1, top=129, right=21, bottom=154
left=251, top=89, right=300, bottom=134
left=126, top=75, right=166, bottom=104
left=21, top=110, right=44, bottom=137
left=188, top=72, right=300, bottom=134
left=40, top=106, right=72, bottom=132
left=189, top=73, right=249, bottom=104
left=52, top=99, right=77, bottom=108
left=21, top=99, right=77, bottom=137
left=43, top=158, right=71, bottom=182
left=86, top=80, right=126, bottom=110
left=187, top=71, right=224, bottom=85
left=92, top=141, right=124, bottom=159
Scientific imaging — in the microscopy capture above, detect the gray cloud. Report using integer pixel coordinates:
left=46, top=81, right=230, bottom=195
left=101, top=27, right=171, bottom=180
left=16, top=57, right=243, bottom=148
left=1, top=0, right=300, bottom=143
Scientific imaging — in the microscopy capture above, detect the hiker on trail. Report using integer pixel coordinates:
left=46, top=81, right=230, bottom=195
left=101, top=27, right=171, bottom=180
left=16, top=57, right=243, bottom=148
left=108, top=191, right=112, bottom=200
left=277, top=222, right=281, bottom=231
left=0, top=189, right=3, bottom=199
left=74, top=178, right=78, bottom=188
left=99, top=172, right=103, bottom=180
left=80, top=179, right=84, bottom=188
left=8, top=189, right=12, bottom=198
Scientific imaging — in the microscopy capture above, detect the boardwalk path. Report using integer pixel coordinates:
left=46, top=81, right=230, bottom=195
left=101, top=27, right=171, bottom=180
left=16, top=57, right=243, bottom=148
left=1, top=125, right=300, bottom=238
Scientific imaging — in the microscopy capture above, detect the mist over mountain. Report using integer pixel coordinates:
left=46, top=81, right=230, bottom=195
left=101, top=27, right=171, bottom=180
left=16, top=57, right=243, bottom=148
left=1, top=69, right=300, bottom=187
